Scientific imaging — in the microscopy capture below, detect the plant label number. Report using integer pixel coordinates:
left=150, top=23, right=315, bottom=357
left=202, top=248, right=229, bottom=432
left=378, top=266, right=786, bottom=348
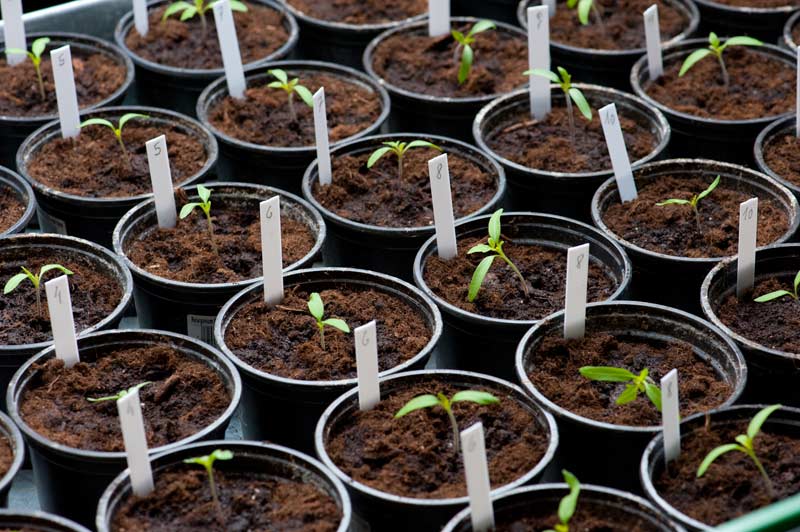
left=527, top=6, right=551, bottom=119
left=260, top=196, right=284, bottom=305
left=50, top=45, right=80, bottom=139
left=1, top=0, right=27, bottom=65
left=643, top=5, right=663, bottom=80
left=428, top=0, right=450, bottom=37
left=212, top=0, right=246, bottom=100
left=461, top=422, right=494, bottom=532
left=313, top=88, right=333, bottom=186
left=146, top=135, right=177, bottom=229
left=599, top=103, right=637, bottom=202
left=736, top=198, right=758, bottom=298
left=117, top=389, right=155, bottom=497
left=133, top=0, right=149, bottom=36
left=428, top=153, right=458, bottom=260
left=44, top=275, right=80, bottom=368
left=661, top=369, right=680, bottom=463
left=564, top=243, right=590, bottom=340
left=355, top=320, right=380, bottom=411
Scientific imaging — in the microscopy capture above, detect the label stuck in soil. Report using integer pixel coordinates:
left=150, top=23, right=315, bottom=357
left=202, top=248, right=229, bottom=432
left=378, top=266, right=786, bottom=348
left=2, top=0, right=26, bottom=66
left=564, top=243, right=589, bottom=340
left=736, top=198, right=758, bottom=298
left=355, top=320, right=380, bottom=411
left=599, top=103, right=637, bottom=202
left=51, top=45, right=80, bottom=138
left=644, top=5, right=663, bottom=80
left=118, top=388, right=154, bottom=496
left=260, top=196, right=284, bottom=305
left=428, top=153, right=457, bottom=260
left=461, top=422, right=494, bottom=532
left=661, top=368, right=680, bottom=463
left=133, top=0, right=148, bottom=36
left=313, top=88, right=332, bottom=186
left=146, top=135, right=177, bottom=229
left=428, top=0, right=450, bottom=37
left=186, top=314, right=216, bottom=344
left=45, top=275, right=80, bottom=368
left=527, top=5, right=551, bottom=120
left=212, top=0, right=245, bottom=100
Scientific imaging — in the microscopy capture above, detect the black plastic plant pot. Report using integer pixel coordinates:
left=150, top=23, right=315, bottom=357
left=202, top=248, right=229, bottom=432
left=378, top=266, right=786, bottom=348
left=591, top=159, right=800, bottom=314
left=113, top=182, right=325, bottom=341
left=413, top=212, right=632, bottom=381
left=114, top=0, right=299, bottom=117
left=96, top=439, right=352, bottom=532
left=0, top=411, right=25, bottom=508
left=314, top=369, right=559, bottom=532
left=442, top=483, right=683, bottom=531
left=0, top=511, right=91, bottom=532
left=455, top=0, right=520, bottom=24
left=473, top=85, right=670, bottom=222
left=515, top=301, right=747, bottom=492
left=16, top=106, right=219, bottom=248
left=692, top=0, right=797, bottom=41
left=214, top=266, right=442, bottom=453
left=782, top=10, right=800, bottom=49
left=197, top=60, right=390, bottom=194
left=630, top=40, right=796, bottom=163
left=516, top=0, right=699, bottom=90
left=301, top=133, right=507, bottom=281
left=640, top=404, right=800, bottom=530
left=0, top=33, right=134, bottom=170
left=0, top=233, right=133, bottom=411
left=0, top=165, right=36, bottom=237
left=754, top=115, right=800, bottom=203
left=6, top=329, right=242, bottom=528
left=363, top=17, right=527, bottom=141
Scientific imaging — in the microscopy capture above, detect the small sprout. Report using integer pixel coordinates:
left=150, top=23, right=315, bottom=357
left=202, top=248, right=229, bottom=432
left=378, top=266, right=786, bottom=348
left=184, top=449, right=234, bottom=524
left=3, top=264, right=74, bottom=317
left=307, top=292, right=350, bottom=350
left=467, top=209, right=529, bottom=302
left=544, top=470, right=581, bottom=532
left=679, top=33, right=762, bottom=87
left=395, top=390, right=499, bottom=453
left=754, top=270, right=800, bottom=303
left=87, top=381, right=151, bottom=403
left=366, top=140, right=443, bottom=180
left=451, top=20, right=496, bottom=85
left=80, top=113, right=149, bottom=169
left=6, top=37, right=51, bottom=100
left=656, top=175, right=720, bottom=235
left=162, top=0, right=247, bottom=33
left=179, top=184, right=218, bottom=255
left=579, top=366, right=663, bottom=412
left=524, top=66, right=591, bottom=144
left=267, top=68, right=314, bottom=122
left=566, top=0, right=605, bottom=32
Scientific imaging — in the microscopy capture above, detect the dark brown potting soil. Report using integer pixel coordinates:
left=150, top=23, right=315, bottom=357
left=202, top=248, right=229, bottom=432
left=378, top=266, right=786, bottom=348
left=208, top=72, right=382, bottom=147
left=654, top=419, right=800, bottom=525
left=717, top=277, right=800, bottom=353
left=370, top=23, right=527, bottom=98
left=310, top=145, right=498, bottom=227
left=716, top=0, right=798, bottom=6
left=124, top=2, right=290, bottom=69
left=643, top=47, right=795, bottom=120
left=125, top=192, right=316, bottom=283
left=225, top=286, right=431, bottom=380
left=0, top=51, right=126, bottom=117
left=423, top=237, right=618, bottom=320
left=485, top=105, right=657, bottom=173
left=793, top=23, right=800, bottom=45
left=0, top=186, right=25, bottom=234
left=27, top=122, right=207, bottom=198
left=326, top=380, right=549, bottom=498
left=0, top=435, right=13, bottom=480
left=762, top=132, right=800, bottom=189
left=19, top=344, right=229, bottom=452
left=527, top=332, right=732, bottom=426
left=288, top=0, right=426, bottom=24
left=601, top=175, right=790, bottom=258
left=549, top=0, right=689, bottom=50
left=493, top=500, right=663, bottom=531
left=112, top=464, right=342, bottom=531
left=0, top=247, right=123, bottom=345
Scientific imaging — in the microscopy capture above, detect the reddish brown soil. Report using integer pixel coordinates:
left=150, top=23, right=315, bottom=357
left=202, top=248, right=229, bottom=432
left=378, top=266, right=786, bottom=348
left=326, top=379, right=549, bottom=498
left=601, top=175, right=790, bottom=258
left=288, top=0, right=426, bottom=24
left=762, top=132, right=800, bottom=189
left=371, top=23, right=527, bottom=98
left=493, top=499, right=665, bottom=531
left=125, top=2, right=290, bottom=69
left=792, top=23, right=800, bottom=45
left=0, top=436, right=13, bottom=480
left=0, top=186, right=25, bottom=234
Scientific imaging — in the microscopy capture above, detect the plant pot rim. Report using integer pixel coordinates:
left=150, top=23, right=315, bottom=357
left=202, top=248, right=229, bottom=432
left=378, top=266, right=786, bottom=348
left=753, top=115, right=800, bottom=196
left=472, top=85, right=671, bottom=180
left=0, top=166, right=36, bottom=237
left=281, top=0, right=427, bottom=32
left=783, top=10, right=800, bottom=48
left=16, top=105, right=219, bottom=206
left=630, top=39, right=796, bottom=127
left=413, top=210, right=632, bottom=327
left=301, top=132, right=507, bottom=237
left=113, top=0, right=300, bottom=79
left=0, top=232, right=134, bottom=353
left=6, top=328, right=242, bottom=462
left=692, top=0, right=798, bottom=15
left=0, top=510, right=91, bottom=532
left=0, top=32, right=134, bottom=125
left=0, top=410, right=25, bottom=501
left=515, top=299, right=747, bottom=433
left=362, top=16, right=528, bottom=106
left=590, top=158, right=800, bottom=265
left=113, top=181, right=326, bottom=291
left=215, top=266, right=443, bottom=387
left=314, top=368, right=560, bottom=507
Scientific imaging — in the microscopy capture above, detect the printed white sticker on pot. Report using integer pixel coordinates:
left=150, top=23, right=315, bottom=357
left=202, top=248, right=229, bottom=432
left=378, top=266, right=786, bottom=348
left=187, top=314, right=216, bottom=344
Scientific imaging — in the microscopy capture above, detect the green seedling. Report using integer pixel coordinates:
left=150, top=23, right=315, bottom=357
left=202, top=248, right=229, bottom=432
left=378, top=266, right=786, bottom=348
left=679, top=33, right=762, bottom=87
left=184, top=449, right=234, bottom=523
left=3, top=264, right=73, bottom=317
left=545, top=470, right=581, bottom=532
left=6, top=37, right=51, bottom=100
left=579, top=366, right=663, bottom=412
left=366, top=140, right=442, bottom=179
left=267, top=68, right=314, bottom=122
left=87, top=381, right=151, bottom=403
left=180, top=184, right=218, bottom=254
left=524, top=66, right=591, bottom=144
left=451, top=20, right=496, bottom=85
left=754, top=270, right=800, bottom=303
left=307, top=292, right=350, bottom=350
left=80, top=113, right=149, bottom=169
left=697, top=404, right=781, bottom=498
left=162, top=0, right=247, bottom=33
left=395, top=390, right=499, bottom=453
left=467, top=209, right=529, bottom=302
left=567, top=0, right=605, bottom=31
left=656, top=175, right=720, bottom=234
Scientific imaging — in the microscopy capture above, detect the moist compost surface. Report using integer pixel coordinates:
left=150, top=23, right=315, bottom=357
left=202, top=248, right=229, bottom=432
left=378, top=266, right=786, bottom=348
left=601, top=175, right=790, bottom=258
left=654, top=419, right=800, bottom=525
left=485, top=105, right=657, bottom=173
left=762, top=132, right=800, bottom=189
left=19, top=345, right=229, bottom=452
left=716, top=0, right=798, bottom=6
left=225, top=286, right=431, bottom=380
left=0, top=436, right=13, bottom=480
left=124, top=2, right=290, bottom=69
left=527, top=332, right=732, bottom=426
left=326, top=379, right=548, bottom=498
left=27, top=122, right=207, bottom=198
left=287, top=0, right=426, bottom=24
left=0, top=186, right=24, bottom=234
left=208, top=72, right=382, bottom=147
left=643, top=47, right=795, bottom=120
left=371, top=23, right=527, bottom=98
left=423, top=237, right=618, bottom=320
left=492, top=499, right=662, bottom=531
left=310, top=145, right=498, bottom=227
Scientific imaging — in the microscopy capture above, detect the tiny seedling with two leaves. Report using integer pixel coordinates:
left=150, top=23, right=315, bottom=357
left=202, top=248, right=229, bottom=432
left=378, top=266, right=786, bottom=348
left=545, top=470, right=581, bottom=532
left=5, top=37, right=51, bottom=100
left=579, top=366, right=663, bottom=412
left=267, top=69, right=314, bottom=122
left=451, top=20, right=496, bottom=85
left=754, top=270, right=800, bottom=303
left=679, top=33, right=762, bottom=87
left=162, top=0, right=247, bottom=33
left=567, top=0, right=606, bottom=32
left=3, top=264, right=74, bottom=317
left=366, top=140, right=442, bottom=179
left=184, top=449, right=234, bottom=523
left=656, top=175, right=720, bottom=235
left=80, top=113, right=149, bottom=169
left=307, top=292, right=350, bottom=350
left=524, top=67, right=592, bottom=144
left=87, top=382, right=151, bottom=403
left=467, top=209, right=529, bottom=302
left=180, top=184, right=218, bottom=254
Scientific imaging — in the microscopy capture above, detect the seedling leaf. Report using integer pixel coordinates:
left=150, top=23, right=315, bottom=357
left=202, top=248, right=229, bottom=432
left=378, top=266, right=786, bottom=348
left=468, top=255, right=496, bottom=302
left=558, top=470, right=580, bottom=524
left=644, top=382, right=662, bottom=412
left=748, top=404, right=782, bottom=440
left=293, top=85, right=314, bottom=107
left=367, top=147, right=393, bottom=168
left=722, top=36, right=763, bottom=49
left=467, top=244, right=493, bottom=254
left=3, top=273, right=29, bottom=294
left=616, top=384, right=639, bottom=405
left=578, top=366, right=636, bottom=382
left=469, top=19, right=496, bottom=36
left=322, top=318, right=350, bottom=333
left=697, top=443, right=742, bottom=477
left=754, top=290, right=795, bottom=302
left=268, top=68, right=288, bottom=84
left=451, top=390, right=500, bottom=405
left=458, top=44, right=474, bottom=85
left=308, top=292, right=324, bottom=320
left=80, top=118, right=115, bottom=129
left=568, top=87, right=592, bottom=120
left=395, top=394, right=440, bottom=417
left=696, top=175, right=720, bottom=201
left=31, top=37, right=50, bottom=58
left=679, top=49, right=712, bottom=76
left=526, top=68, right=560, bottom=83
left=488, top=209, right=502, bottom=243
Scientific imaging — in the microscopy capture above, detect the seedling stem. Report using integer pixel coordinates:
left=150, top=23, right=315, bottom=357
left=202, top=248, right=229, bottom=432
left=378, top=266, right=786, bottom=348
left=183, top=449, right=234, bottom=524
left=79, top=113, right=149, bottom=169
left=179, top=185, right=219, bottom=255
left=307, top=292, right=350, bottom=350
left=6, top=37, right=51, bottom=100
left=451, top=20, right=496, bottom=85
left=3, top=264, right=74, bottom=317
left=366, top=140, right=442, bottom=179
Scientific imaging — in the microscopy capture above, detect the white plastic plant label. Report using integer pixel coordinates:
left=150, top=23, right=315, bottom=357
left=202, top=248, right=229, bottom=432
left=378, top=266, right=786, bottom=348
left=564, top=243, right=590, bottom=340
left=146, top=135, right=177, bottom=229
left=313, top=88, right=332, bottom=186
left=117, top=389, right=155, bottom=497
left=643, top=5, right=663, bottom=80
left=736, top=198, right=758, bottom=298
left=542, top=0, right=556, bottom=16
left=212, top=0, right=245, bottom=100
left=50, top=45, right=80, bottom=139
left=661, top=369, right=680, bottom=463
left=599, top=103, right=637, bottom=202
left=527, top=6, right=551, bottom=120
left=428, top=0, right=450, bottom=37
left=355, top=320, right=380, bottom=411
left=44, top=275, right=80, bottom=368
left=428, top=153, right=458, bottom=260
left=461, top=422, right=494, bottom=532
left=1, top=0, right=26, bottom=65
left=261, top=196, right=284, bottom=306
left=133, top=0, right=149, bottom=36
